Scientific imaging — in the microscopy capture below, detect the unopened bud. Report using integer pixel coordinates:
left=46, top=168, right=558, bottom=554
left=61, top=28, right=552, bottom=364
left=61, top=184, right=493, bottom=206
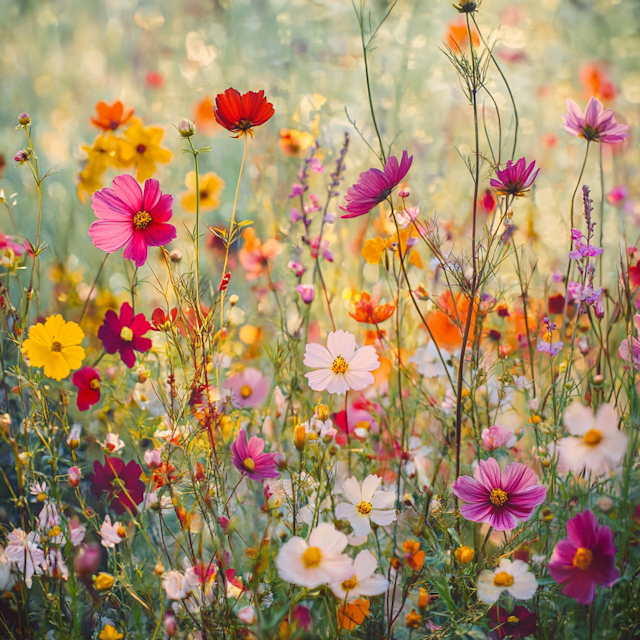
left=155, top=562, right=165, bottom=575
left=177, top=118, right=196, bottom=138
left=18, top=113, right=31, bottom=126
left=169, top=249, right=182, bottom=262
left=229, top=294, right=239, bottom=307
left=294, top=424, right=306, bottom=451
left=316, top=404, right=329, bottom=421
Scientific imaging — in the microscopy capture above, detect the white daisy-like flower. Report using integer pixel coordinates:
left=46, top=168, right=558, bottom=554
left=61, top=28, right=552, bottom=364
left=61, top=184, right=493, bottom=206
left=476, top=559, right=538, bottom=604
left=100, top=515, right=126, bottom=548
left=303, top=330, right=380, bottom=395
left=557, top=402, right=627, bottom=477
left=408, top=341, right=452, bottom=378
left=335, top=475, right=397, bottom=537
left=275, top=522, right=354, bottom=588
left=329, top=549, right=390, bottom=602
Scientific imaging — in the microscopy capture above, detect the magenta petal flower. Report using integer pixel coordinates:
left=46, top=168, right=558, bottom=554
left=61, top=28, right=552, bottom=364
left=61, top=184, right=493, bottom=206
left=340, top=151, right=413, bottom=218
left=563, top=97, right=629, bottom=144
left=89, top=174, right=177, bottom=267
left=451, top=458, right=546, bottom=531
left=489, top=158, right=539, bottom=198
left=548, top=510, right=619, bottom=605
left=231, top=429, right=280, bottom=481
left=98, top=302, right=152, bottom=369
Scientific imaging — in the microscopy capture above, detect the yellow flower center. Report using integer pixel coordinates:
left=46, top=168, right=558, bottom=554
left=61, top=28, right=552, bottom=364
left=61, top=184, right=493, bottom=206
left=341, top=575, right=358, bottom=590
left=243, top=457, right=255, bottom=470
left=573, top=547, right=593, bottom=570
left=37, top=492, right=46, bottom=502
left=583, top=429, right=603, bottom=446
left=543, top=331, right=552, bottom=343
left=493, top=571, right=514, bottom=587
left=120, top=326, right=134, bottom=341
left=489, top=488, right=508, bottom=506
left=48, top=526, right=62, bottom=538
left=240, top=385, right=253, bottom=398
left=90, top=379, right=101, bottom=390
left=301, top=546, right=323, bottom=569
left=51, top=341, right=63, bottom=353
left=133, top=210, right=152, bottom=230
left=507, top=615, right=520, bottom=624
left=331, top=356, right=349, bottom=374
left=117, top=524, right=127, bottom=538
left=356, top=501, right=372, bottom=515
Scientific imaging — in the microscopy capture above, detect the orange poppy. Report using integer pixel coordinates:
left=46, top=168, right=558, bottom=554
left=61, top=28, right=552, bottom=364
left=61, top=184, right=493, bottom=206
left=425, top=291, right=477, bottom=350
left=193, top=96, right=220, bottom=134
left=349, top=292, right=396, bottom=324
left=91, top=100, right=134, bottom=132
left=403, top=540, right=425, bottom=571
left=446, top=19, right=480, bottom=53
left=213, top=88, right=274, bottom=138
left=579, top=62, right=617, bottom=103
left=337, top=598, right=370, bottom=631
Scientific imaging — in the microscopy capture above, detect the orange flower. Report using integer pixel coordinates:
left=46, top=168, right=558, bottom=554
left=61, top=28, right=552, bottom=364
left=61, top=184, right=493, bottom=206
left=403, top=540, right=425, bottom=571
left=425, top=291, right=477, bottom=350
left=91, top=100, right=134, bottom=132
left=278, top=129, right=315, bottom=156
left=362, top=236, right=385, bottom=264
left=580, top=62, right=617, bottom=103
left=193, top=96, right=220, bottom=134
left=238, top=228, right=282, bottom=279
left=349, top=292, right=396, bottom=324
left=337, top=598, right=370, bottom=631
left=446, top=19, right=480, bottom=53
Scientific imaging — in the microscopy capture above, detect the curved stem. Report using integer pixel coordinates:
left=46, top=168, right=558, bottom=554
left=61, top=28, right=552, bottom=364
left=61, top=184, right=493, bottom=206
left=78, top=254, right=109, bottom=324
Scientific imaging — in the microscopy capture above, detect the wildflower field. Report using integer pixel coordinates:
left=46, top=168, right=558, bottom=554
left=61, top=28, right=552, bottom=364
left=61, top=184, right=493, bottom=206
left=1, top=0, right=640, bottom=637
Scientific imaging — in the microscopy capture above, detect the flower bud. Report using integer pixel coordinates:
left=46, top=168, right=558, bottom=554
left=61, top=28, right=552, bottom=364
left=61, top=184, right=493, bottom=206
left=398, top=188, right=410, bottom=198
left=163, top=610, right=177, bottom=636
left=177, top=118, right=196, bottom=138
left=14, top=150, right=29, bottom=164
left=294, top=424, right=306, bottom=451
left=18, top=113, right=31, bottom=126
left=218, top=515, right=230, bottom=532
left=405, top=609, right=422, bottom=629
left=418, top=587, right=430, bottom=611
left=169, top=249, right=182, bottom=262
left=144, top=448, right=162, bottom=469
left=229, top=294, right=239, bottom=307
left=316, top=404, right=329, bottom=421
left=454, top=545, right=475, bottom=564
left=155, top=562, right=165, bottom=575
left=68, top=466, right=81, bottom=487
left=93, top=571, right=115, bottom=591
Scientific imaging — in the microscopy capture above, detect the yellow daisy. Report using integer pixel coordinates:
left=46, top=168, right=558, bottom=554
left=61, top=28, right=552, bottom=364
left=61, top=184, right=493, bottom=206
left=181, top=171, right=225, bottom=213
left=115, top=118, right=172, bottom=182
left=22, top=315, right=85, bottom=381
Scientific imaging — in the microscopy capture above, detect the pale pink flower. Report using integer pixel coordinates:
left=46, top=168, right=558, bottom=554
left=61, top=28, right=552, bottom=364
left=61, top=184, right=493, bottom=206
left=481, top=425, right=516, bottom=451
left=563, top=97, right=629, bottom=144
left=100, top=515, right=127, bottom=548
left=5, top=529, right=45, bottom=588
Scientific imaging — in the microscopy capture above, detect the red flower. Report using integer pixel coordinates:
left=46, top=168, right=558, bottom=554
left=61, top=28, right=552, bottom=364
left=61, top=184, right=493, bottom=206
left=72, top=367, right=101, bottom=411
left=151, top=307, right=178, bottom=331
left=629, top=263, right=640, bottom=288
left=548, top=293, right=565, bottom=315
left=213, top=88, right=274, bottom=138
left=98, top=302, right=152, bottom=368
left=88, top=456, right=145, bottom=515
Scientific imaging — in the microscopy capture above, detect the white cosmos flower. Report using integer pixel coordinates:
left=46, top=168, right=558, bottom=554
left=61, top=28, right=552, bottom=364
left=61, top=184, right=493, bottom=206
left=476, top=559, right=538, bottom=604
left=303, top=330, right=380, bottom=395
left=335, top=475, right=397, bottom=537
left=408, top=341, right=452, bottom=378
left=329, top=549, right=389, bottom=602
left=557, top=402, right=627, bottom=477
left=275, top=522, right=354, bottom=588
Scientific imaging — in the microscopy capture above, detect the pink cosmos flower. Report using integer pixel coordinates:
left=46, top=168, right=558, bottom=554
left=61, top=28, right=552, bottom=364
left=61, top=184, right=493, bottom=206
left=489, top=158, right=539, bottom=198
left=451, top=458, right=546, bottom=531
left=481, top=425, right=515, bottom=452
left=563, top=97, right=629, bottom=144
left=548, top=510, right=619, bottom=605
left=619, top=335, right=640, bottom=370
left=340, top=151, right=413, bottom=218
left=230, top=429, right=280, bottom=481
left=224, top=368, right=269, bottom=408
left=89, top=174, right=177, bottom=268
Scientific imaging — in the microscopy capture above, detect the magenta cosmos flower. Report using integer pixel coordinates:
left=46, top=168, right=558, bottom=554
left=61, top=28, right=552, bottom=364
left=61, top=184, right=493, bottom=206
left=224, top=367, right=269, bottom=409
left=490, top=158, right=539, bottom=198
left=340, top=151, right=413, bottom=218
left=231, top=429, right=279, bottom=481
left=88, top=455, right=145, bottom=515
left=89, top=174, right=177, bottom=268
left=451, top=458, right=546, bottom=531
left=563, top=97, right=629, bottom=144
left=98, top=302, right=152, bottom=368
left=548, top=510, right=619, bottom=605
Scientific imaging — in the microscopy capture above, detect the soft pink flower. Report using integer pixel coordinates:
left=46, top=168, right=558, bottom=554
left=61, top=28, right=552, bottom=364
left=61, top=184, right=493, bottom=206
left=563, top=97, right=629, bottom=144
left=481, top=425, right=515, bottom=451
left=89, top=174, right=177, bottom=267
left=619, top=335, right=640, bottom=370
left=224, top=367, right=269, bottom=408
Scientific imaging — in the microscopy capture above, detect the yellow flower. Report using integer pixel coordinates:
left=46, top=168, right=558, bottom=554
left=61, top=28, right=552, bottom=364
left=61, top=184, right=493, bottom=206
left=22, top=315, right=85, bottom=381
left=93, top=572, right=115, bottom=591
left=83, top=134, right=119, bottom=175
left=181, top=171, right=225, bottom=213
left=98, top=624, right=124, bottom=640
left=361, top=237, right=385, bottom=265
left=454, top=545, right=475, bottom=564
left=116, top=118, right=172, bottom=182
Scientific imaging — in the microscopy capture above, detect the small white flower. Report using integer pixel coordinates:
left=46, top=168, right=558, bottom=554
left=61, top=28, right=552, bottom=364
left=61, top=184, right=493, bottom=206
left=101, top=432, right=125, bottom=455
left=43, top=548, right=69, bottom=581
left=476, top=559, right=538, bottom=604
left=304, top=330, right=380, bottom=395
left=275, top=523, right=354, bottom=588
left=408, top=341, right=452, bottom=378
left=335, top=475, right=397, bottom=537
left=329, top=549, right=389, bottom=602
left=162, top=570, right=198, bottom=600
left=557, top=402, right=627, bottom=477
left=100, top=515, right=126, bottom=548
left=513, top=375, right=532, bottom=390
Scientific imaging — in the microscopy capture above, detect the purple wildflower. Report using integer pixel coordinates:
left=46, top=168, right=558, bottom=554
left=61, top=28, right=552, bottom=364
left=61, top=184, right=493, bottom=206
left=548, top=510, right=619, bottom=605
left=231, top=429, right=280, bottom=481
left=568, top=229, right=603, bottom=260
left=289, top=183, right=305, bottom=198
left=563, top=98, right=629, bottom=144
left=489, top=158, right=539, bottom=198
left=451, top=458, right=546, bottom=531
left=340, top=151, right=413, bottom=218
left=537, top=316, right=563, bottom=356
left=296, top=284, right=315, bottom=304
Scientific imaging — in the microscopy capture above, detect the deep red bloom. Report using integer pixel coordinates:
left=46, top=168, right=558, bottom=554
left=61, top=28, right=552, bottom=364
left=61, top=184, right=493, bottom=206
left=488, top=606, right=537, bottom=639
left=548, top=293, right=565, bottom=315
left=151, top=307, right=178, bottom=331
left=72, top=367, right=101, bottom=411
left=98, top=302, right=152, bottom=368
left=88, top=455, right=145, bottom=515
left=213, top=88, right=274, bottom=137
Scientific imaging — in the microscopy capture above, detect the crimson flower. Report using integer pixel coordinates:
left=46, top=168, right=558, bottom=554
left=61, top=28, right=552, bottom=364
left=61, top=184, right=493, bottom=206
left=72, top=366, right=101, bottom=411
left=88, top=456, right=145, bottom=515
left=341, top=151, right=413, bottom=218
left=98, top=302, right=152, bottom=368
left=151, top=307, right=178, bottom=331
left=213, top=88, right=274, bottom=138
left=231, top=429, right=279, bottom=481
left=490, top=158, right=539, bottom=198
left=488, top=606, right=537, bottom=639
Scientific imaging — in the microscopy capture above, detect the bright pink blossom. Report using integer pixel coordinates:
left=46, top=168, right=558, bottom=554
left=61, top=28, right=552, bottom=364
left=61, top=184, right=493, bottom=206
left=481, top=425, right=514, bottom=452
left=563, top=97, right=629, bottom=144
left=341, top=151, right=413, bottom=218
left=548, top=510, right=619, bottom=605
left=490, top=158, right=539, bottom=198
left=89, top=174, right=176, bottom=267
left=230, top=429, right=279, bottom=481
left=451, top=458, right=546, bottom=531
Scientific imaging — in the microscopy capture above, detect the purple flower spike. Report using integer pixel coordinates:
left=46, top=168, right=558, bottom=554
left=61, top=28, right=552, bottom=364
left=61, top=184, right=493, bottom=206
left=490, top=157, right=539, bottom=198
left=340, top=151, right=413, bottom=218
left=564, top=98, right=629, bottom=144
left=231, top=429, right=280, bottom=481
left=548, top=510, right=619, bottom=605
